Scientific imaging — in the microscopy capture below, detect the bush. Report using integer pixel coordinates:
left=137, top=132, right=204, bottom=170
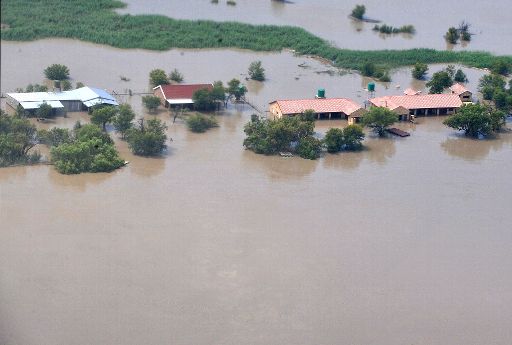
left=453, top=69, right=468, bottom=83
left=342, top=124, right=365, bottom=150
left=427, top=71, right=453, bottom=94
left=361, top=62, right=376, bottom=77
left=36, top=102, right=54, bottom=119
left=296, top=136, right=322, bottom=160
left=192, top=88, right=216, bottom=111
left=445, top=27, right=459, bottom=44
left=126, top=118, right=168, bottom=156
left=324, top=128, right=344, bottom=153
left=443, top=103, right=506, bottom=137
left=412, top=62, right=428, bottom=80
left=0, top=110, right=38, bottom=167
left=90, top=106, right=117, bottom=129
left=248, top=61, right=265, bottom=81
left=142, top=95, right=161, bottom=112
left=169, top=69, right=184, bottom=83
left=186, top=113, right=218, bottom=133
left=44, top=64, right=70, bottom=80
left=112, top=104, right=135, bottom=138
left=362, top=107, right=397, bottom=136
left=61, top=79, right=72, bottom=90
left=491, top=59, right=511, bottom=76
left=149, top=69, right=169, bottom=87
left=38, top=127, right=72, bottom=146
left=351, top=5, right=366, bottom=20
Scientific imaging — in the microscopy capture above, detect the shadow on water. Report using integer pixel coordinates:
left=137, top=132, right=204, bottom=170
left=322, top=150, right=364, bottom=171
left=441, top=130, right=512, bottom=161
left=48, top=166, right=116, bottom=191
left=364, top=136, right=397, bottom=165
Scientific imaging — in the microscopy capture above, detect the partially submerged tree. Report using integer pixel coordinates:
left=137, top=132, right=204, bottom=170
left=351, top=5, right=366, bottom=20
left=169, top=69, right=184, bottom=83
left=324, top=128, right=345, bottom=153
left=36, top=102, right=54, bottom=119
left=186, top=113, right=218, bottom=133
left=61, top=80, right=72, bottom=91
left=412, top=62, right=428, bottom=80
left=192, top=88, right=216, bottom=111
left=0, top=110, right=39, bottom=167
left=44, top=64, right=70, bottom=80
left=361, top=107, right=397, bottom=136
left=453, top=69, right=468, bottom=83
left=149, top=69, right=169, bottom=87
left=90, top=106, right=117, bottom=130
left=426, top=71, right=453, bottom=94
left=490, top=59, right=511, bottom=76
left=443, top=104, right=506, bottom=137
left=227, top=79, right=247, bottom=101
left=445, top=27, right=459, bottom=44
left=324, top=125, right=365, bottom=152
left=142, top=95, right=161, bottom=112
left=248, top=61, right=265, bottom=81
left=126, top=118, right=168, bottom=156
left=113, top=104, right=135, bottom=138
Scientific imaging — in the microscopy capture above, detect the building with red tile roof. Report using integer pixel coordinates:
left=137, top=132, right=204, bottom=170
left=153, top=84, right=213, bottom=107
left=370, top=94, right=463, bottom=119
left=403, top=88, right=421, bottom=96
left=269, top=98, right=366, bottom=122
left=449, top=83, right=472, bottom=102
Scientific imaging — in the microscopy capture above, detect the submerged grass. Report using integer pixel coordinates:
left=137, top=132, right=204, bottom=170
left=1, top=0, right=511, bottom=73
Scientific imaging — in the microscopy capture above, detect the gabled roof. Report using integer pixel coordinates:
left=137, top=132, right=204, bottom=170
left=7, top=87, right=118, bottom=108
left=370, top=94, right=463, bottom=110
left=154, top=84, right=213, bottom=101
left=403, top=88, right=421, bottom=96
left=449, top=83, right=471, bottom=95
left=271, top=98, right=363, bottom=116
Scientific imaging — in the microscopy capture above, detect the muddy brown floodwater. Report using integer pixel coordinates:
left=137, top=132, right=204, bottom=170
left=118, top=0, right=512, bottom=55
left=1, top=39, right=512, bottom=345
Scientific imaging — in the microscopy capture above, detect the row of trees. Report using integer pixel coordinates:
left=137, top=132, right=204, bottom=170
left=149, top=68, right=184, bottom=87
left=479, top=73, right=512, bottom=113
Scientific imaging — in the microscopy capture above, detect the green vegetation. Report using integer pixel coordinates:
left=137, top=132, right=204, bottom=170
left=38, top=127, right=72, bottom=147
left=192, top=81, right=226, bottom=111
left=90, top=106, right=117, bottom=130
left=1, top=0, right=510, bottom=73
left=186, top=113, right=219, bottom=133
left=248, top=61, right=265, bottom=81
left=112, top=104, right=135, bottom=138
left=49, top=124, right=124, bottom=174
left=76, top=82, right=85, bottom=89
left=412, top=62, right=428, bottom=80
left=361, top=62, right=390, bottom=82
left=445, top=27, right=459, bottom=44
left=226, top=0, right=236, bottom=6
left=454, top=69, right=468, bottom=83
left=227, top=79, right=247, bottom=101
left=373, top=24, right=415, bottom=34
left=0, top=110, right=40, bottom=167
left=479, top=74, right=512, bottom=113
left=126, top=118, right=168, bottom=156
left=61, top=79, right=72, bottom=90
left=324, top=125, right=365, bottom=152
left=149, top=69, right=169, bottom=87
left=169, top=68, right=184, bottom=83
left=361, top=107, right=397, bottom=136
left=445, top=22, right=473, bottom=44
left=24, top=84, right=48, bottom=92
left=142, top=95, right=161, bottom=112
left=243, top=115, right=319, bottom=159
left=490, top=59, right=511, bottom=76
left=443, top=104, right=506, bottom=137
left=427, top=70, right=453, bottom=94
left=43, top=64, right=69, bottom=80
left=351, top=5, right=366, bottom=20
left=36, top=102, right=54, bottom=119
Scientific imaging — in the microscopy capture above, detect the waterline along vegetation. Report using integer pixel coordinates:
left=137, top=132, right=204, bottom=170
left=1, top=0, right=511, bottom=74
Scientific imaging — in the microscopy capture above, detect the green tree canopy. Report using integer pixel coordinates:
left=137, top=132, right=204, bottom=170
left=445, top=27, right=459, bottom=44
left=453, top=69, right=468, bottom=83
left=0, top=110, right=39, bottom=166
left=351, top=5, right=366, bottom=20
left=44, top=64, right=70, bottom=80
left=126, top=118, right=168, bottom=156
left=149, top=69, right=169, bottom=87
left=91, top=106, right=117, bottom=130
left=412, top=62, right=428, bottom=80
left=169, top=69, right=184, bottom=83
left=361, top=107, right=397, bottom=136
left=324, top=128, right=344, bottom=153
left=186, top=114, right=218, bottom=133
left=227, top=79, right=247, bottom=101
left=342, top=124, right=365, bottom=150
left=426, top=71, right=453, bottom=94
left=142, top=95, right=161, bottom=112
left=113, top=104, right=135, bottom=138
left=192, top=88, right=216, bottom=111
left=248, top=61, right=265, bottom=81
left=36, top=102, right=54, bottom=119
left=443, top=103, right=506, bottom=137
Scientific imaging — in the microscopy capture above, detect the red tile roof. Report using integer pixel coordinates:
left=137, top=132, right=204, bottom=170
left=370, top=94, right=463, bottom=110
left=272, top=98, right=363, bottom=116
left=403, top=88, right=421, bottom=96
left=449, top=83, right=470, bottom=95
left=155, top=84, right=213, bottom=100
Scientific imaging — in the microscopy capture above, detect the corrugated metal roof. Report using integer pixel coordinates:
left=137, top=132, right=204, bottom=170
left=370, top=94, right=463, bottom=110
left=7, top=87, right=118, bottom=107
left=154, top=84, right=213, bottom=100
left=271, top=98, right=363, bottom=116
left=19, top=100, right=64, bottom=109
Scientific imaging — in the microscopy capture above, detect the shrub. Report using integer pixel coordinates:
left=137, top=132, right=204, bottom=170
left=169, top=68, right=184, bottom=83
left=324, top=128, right=344, bottom=153
left=192, top=88, right=216, bottom=111
left=351, top=5, right=366, bottom=20
left=44, top=64, right=69, bottom=80
left=342, top=124, right=365, bottom=150
left=149, top=69, right=169, bottom=87
left=454, top=69, right=468, bottom=83
left=126, top=118, right=168, bottom=156
left=248, top=61, right=265, bottom=81
left=112, top=104, right=135, bottom=138
left=362, top=107, right=397, bottom=136
left=36, top=102, right=54, bottom=119
left=142, top=95, right=161, bottom=112
left=443, top=103, right=506, bottom=137
left=0, top=110, right=38, bottom=167
left=491, top=59, right=511, bottom=76
left=296, top=136, right=322, bottom=160
left=445, top=27, right=459, bottom=44
left=61, top=79, right=72, bottom=91
left=412, top=62, right=428, bottom=80
left=427, top=71, right=453, bottom=94
left=186, top=113, right=218, bottom=133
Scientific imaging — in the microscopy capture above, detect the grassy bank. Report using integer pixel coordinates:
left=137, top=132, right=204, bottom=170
left=1, top=0, right=511, bottom=73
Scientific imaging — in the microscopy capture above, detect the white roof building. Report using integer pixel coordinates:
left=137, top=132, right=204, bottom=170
left=6, top=87, right=118, bottom=110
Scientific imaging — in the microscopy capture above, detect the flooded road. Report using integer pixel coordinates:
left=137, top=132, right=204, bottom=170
left=1, top=40, right=512, bottom=345
left=118, top=0, right=512, bottom=55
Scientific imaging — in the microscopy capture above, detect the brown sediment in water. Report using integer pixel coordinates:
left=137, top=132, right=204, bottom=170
left=1, top=39, right=512, bottom=345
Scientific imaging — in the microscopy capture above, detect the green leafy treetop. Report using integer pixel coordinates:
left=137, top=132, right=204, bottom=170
left=443, top=103, right=506, bottom=138
left=112, top=104, right=135, bottom=138
left=351, top=5, right=366, bottom=20
left=412, top=62, right=428, bottom=80
left=227, top=79, right=247, bottom=101
left=361, top=107, right=397, bottom=136
left=426, top=71, right=453, bottom=94
left=0, top=110, right=39, bottom=167
left=248, top=61, right=265, bottom=81
left=169, top=69, right=184, bottom=83
left=44, top=64, right=70, bottom=80
left=142, top=95, right=161, bottom=112
left=126, top=118, right=168, bottom=156
left=91, top=106, right=118, bottom=130
left=149, top=69, right=169, bottom=87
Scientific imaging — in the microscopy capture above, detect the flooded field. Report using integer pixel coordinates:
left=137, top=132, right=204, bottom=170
left=118, top=0, right=512, bottom=55
left=1, top=39, right=512, bottom=345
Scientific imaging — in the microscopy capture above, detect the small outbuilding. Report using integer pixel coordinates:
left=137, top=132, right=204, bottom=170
left=449, top=83, right=472, bottom=103
left=153, top=84, right=213, bottom=108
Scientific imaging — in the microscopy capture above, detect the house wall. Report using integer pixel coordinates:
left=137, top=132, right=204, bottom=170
left=153, top=87, right=168, bottom=107
left=269, top=103, right=283, bottom=119
left=60, top=100, right=82, bottom=112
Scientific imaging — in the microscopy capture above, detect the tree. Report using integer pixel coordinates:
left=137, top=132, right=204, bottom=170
left=90, top=106, right=117, bottom=130
left=445, top=65, right=456, bottom=79
left=76, top=82, right=85, bottom=89
left=0, top=110, right=39, bottom=167
left=454, top=69, right=468, bottom=83
left=192, top=88, right=216, bottom=111
left=227, top=79, right=247, bottom=101
left=44, top=64, right=70, bottom=80
left=50, top=124, right=124, bottom=174
left=112, top=104, right=135, bottom=138
left=300, top=109, right=316, bottom=122
left=210, top=81, right=226, bottom=103
left=186, top=114, right=218, bottom=133
left=248, top=61, right=265, bottom=81
left=445, top=27, right=459, bottom=44
left=361, top=107, right=397, bottom=136
left=342, top=124, right=365, bottom=150
left=126, top=118, right=168, bottom=156
left=490, top=59, right=511, bottom=76
left=351, top=5, right=366, bottom=20
left=149, top=69, right=169, bottom=87
left=443, top=103, right=506, bottom=137
left=61, top=80, right=72, bottom=91
left=412, top=62, right=428, bottom=80
left=426, top=71, right=453, bottom=94
left=324, top=128, right=344, bottom=153
left=142, top=95, right=161, bottom=112
left=361, top=62, right=376, bottom=77
left=296, top=136, right=322, bottom=160
left=36, top=102, right=53, bottom=119
left=169, top=69, right=184, bottom=83
left=38, top=127, right=72, bottom=147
